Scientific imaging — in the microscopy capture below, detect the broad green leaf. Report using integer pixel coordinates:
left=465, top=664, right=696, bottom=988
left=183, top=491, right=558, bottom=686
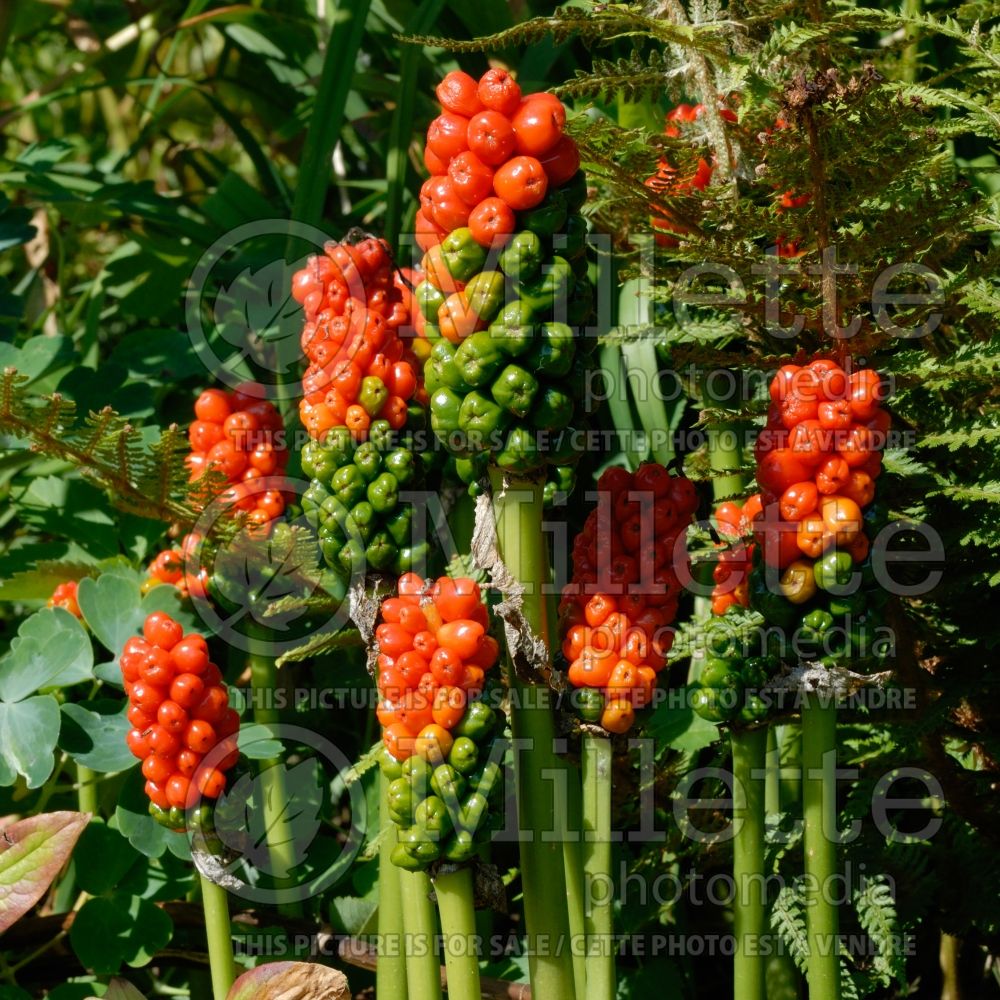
left=140, top=585, right=201, bottom=635
left=0, top=336, right=69, bottom=381
left=0, top=697, right=61, bottom=788
left=0, top=987, right=33, bottom=999
left=226, top=962, right=349, bottom=1000
left=645, top=696, right=721, bottom=754
left=72, top=821, right=142, bottom=897
left=0, top=811, right=89, bottom=933
left=236, top=721, right=283, bottom=761
left=114, top=768, right=190, bottom=862
left=0, top=608, right=93, bottom=702
left=69, top=895, right=173, bottom=974
left=77, top=571, right=144, bottom=656
left=59, top=701, right=136, bottom=773
left=94, top=661, right=125, bottom=688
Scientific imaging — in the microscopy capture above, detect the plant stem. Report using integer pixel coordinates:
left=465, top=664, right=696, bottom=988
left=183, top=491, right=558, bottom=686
left=765, top=725, right=781, bottom=817
left=76, top=763, right=97, bottom=816
left=731, top=728, right=767, bottom=1000
left=563, top=761, right=588, bottom=1000
left=491, top=472, right=577, bottom=1000
left=399, top=869, right=442, bottom=1000
left=801, top=696, right=841, bottom=1000
left=378, top=771, right=408, bottom=999
left=901, top=0, right=922, bottom=84
left=701, top=371, right=745, bottom=502
left=248, top=639, right=303, bottom=918
left=200, top=873, right=236, bottom=1000
left=434, top=867, right=481, bottom=1000
left=582, top=733, right=615, bottom=1000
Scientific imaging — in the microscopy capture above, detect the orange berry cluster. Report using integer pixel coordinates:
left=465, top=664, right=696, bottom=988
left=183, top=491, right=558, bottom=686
left=144, top=533, right=209, bottom=601
left=122, top=612, right=239, bottom=825
left=291, top=236, right=424, bottom=441
left=186, top=387, right=288, bottom=530
left=417, top=68, right=581, bottom=250
left=559, top=463, right=698, bottom=734
left=376, top=573, right=500, bottom=762
left=752, top=360, right=889, bottom=575
left=710, top=498, right=760, bottom=617
left=48, top=580, right=81, bottom=618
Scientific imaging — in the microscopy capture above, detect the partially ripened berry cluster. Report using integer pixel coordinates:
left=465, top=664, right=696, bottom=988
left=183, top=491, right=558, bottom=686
left=122, top=612, right=239, bottom=829
left=48, top=580, right=81, bottom=618
left=186, top=387, right=288, bottom=530
left=413, top=70, right=596, bottom=487
left=559, top=463, right=697, bottom=733
left=375, top=573, right=503, bottom=870
left=292, top=235, right=424, bottom=442
left=752, top=360, right=887, bottom=586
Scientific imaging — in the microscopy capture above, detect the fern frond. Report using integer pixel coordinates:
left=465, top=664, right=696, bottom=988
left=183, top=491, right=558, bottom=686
left=401, top=7, right=732, bottom=58
left=0, top=366, right=196, bottom=525
left=854, top=875, right=907, bottom=987
left=274, top=627, right=362, bottom=668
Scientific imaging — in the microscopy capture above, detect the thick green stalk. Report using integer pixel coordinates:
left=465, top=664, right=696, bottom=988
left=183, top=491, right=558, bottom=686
left=491, top=472, right=576, bottom=1000
left=248, top=642, right=302, bottom=918
left=731, top=728, right=768, bottom=1000
left=200, top=873, right=236, bottom=1000
left=619, top=277, right=680, bottom=467
left=901, top=0, right=922, bottom=84
left=563, top=761, right=588, bottom=1000
left=434, top=868, right=481, bottom=1000
left=702, top=372, right=744, bottom=501
left=399, top=869, right=442, bottom=1000
left=582, top=733, right=615, bottom=1000
left=765, top=726, right=781, bottom=817
left=801, top=696, right=841, bottom=1000
left=378, top=772, right=407, bottom=999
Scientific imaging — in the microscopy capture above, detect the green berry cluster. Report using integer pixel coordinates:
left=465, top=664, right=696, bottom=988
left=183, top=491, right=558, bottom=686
left=302, top=420, right=436, bottom=579
left=418, top=174, right=599, bottom=488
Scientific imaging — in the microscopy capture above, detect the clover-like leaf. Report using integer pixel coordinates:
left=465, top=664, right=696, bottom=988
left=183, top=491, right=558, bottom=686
left=0, top=811, right=89, bottom=934
left=0, top=608, right=93, bottom=702
left=114, top=768, right=191, bottom=861
left=226, top=962, right=348, bottom=1000
left=76, top=570, right=145, bottom=656
left=59, top=701, right=135, bottom=773
left=0, top=697, right=62, bottom=788
left=69, top=895, right=173, bottom=974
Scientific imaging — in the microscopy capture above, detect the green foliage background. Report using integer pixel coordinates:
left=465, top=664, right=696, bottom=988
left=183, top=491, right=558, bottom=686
left=1, top=0, right=999, bottom=997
